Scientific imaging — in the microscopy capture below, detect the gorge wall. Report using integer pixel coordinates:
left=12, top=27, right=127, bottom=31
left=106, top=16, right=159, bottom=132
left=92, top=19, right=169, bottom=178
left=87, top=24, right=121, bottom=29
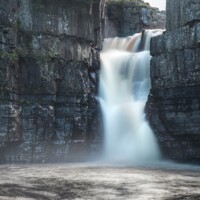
left=102, top=0, right=165, bottom=38
left=0, top=0, right=168, bottom=163
left=0, top=0, right=101, bottom=163
left=146, top=0, right=200, bottom=163
left=4, top=0, right=198, bottom=165
left=0, top=0, right=167, bottom=163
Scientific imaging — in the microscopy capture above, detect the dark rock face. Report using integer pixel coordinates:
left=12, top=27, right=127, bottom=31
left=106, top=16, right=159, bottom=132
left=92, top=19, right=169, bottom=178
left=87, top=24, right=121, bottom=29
left=0, top=0, right=167, bottom=164
left=166, top=0, right=200, bottom=31
left=146, top=0, right=200, bottom=163
left=0, top=0, right=102, bottom=163
left=103, top=0, right=165, bottom=38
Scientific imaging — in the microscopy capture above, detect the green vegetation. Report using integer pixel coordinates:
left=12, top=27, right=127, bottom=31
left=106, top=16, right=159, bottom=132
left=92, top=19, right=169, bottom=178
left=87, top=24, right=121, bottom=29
left=74, top=0, right=99, bottom=4
left=20, top=99, right=30, bottom=105
left=47, top=49, right=60, bottom=60
left=0, top=50, right=18, bottom=65
left=33, top=0, right=45, bottom=10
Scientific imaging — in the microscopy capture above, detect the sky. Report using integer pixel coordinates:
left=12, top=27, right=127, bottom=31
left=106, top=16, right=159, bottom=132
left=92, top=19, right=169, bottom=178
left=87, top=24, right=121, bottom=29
left=143, top=0, right=166, bottom=10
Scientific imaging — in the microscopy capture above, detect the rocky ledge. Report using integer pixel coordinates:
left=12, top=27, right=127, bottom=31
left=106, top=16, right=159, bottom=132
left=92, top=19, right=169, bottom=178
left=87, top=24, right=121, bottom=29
left=0, top=0, right=102, bottom=163
left=146, top=0, right=200, bottom=163
left=103, top=0, right=165, bottom=38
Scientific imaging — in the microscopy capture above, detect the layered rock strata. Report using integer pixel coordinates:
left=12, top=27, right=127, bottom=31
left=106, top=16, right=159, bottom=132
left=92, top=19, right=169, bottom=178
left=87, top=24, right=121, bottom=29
left=146, top=0, right=200, bottom=163
left=0, top=0, right=101, bottom=163
left=0, top=0, right=167, bottom=164
left=103, top=0, right=165, bottom=38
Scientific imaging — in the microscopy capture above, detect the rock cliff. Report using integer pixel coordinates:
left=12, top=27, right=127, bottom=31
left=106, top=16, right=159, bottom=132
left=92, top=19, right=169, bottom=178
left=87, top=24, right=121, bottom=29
left=0, top=0, right=101, bottom=163
left=0, top=0, right=167, bottom=163
left=146, top=0, right=200, bottom=163
left=102, top=0, right=165, bottom=38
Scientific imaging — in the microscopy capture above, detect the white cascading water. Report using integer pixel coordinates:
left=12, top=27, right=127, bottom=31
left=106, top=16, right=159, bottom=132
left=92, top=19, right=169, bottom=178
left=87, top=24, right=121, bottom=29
left=99, top=30, right=163, bottom=163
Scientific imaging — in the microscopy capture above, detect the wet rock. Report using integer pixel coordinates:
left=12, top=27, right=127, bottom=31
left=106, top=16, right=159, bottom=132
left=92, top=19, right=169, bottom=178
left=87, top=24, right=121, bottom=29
left=0, top=0, right=166, bottom=164
left=166, top=0, right=200, bottom=31
left=0, top=0, right=102, bottom=163
left=146, top=0, right=200, bottom=163
left=103, top=0, right=166, bottom=38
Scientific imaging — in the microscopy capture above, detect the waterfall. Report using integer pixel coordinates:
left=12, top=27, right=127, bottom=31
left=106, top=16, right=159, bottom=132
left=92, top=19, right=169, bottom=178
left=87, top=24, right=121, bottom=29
left=99, top=30, right=163, bottom=163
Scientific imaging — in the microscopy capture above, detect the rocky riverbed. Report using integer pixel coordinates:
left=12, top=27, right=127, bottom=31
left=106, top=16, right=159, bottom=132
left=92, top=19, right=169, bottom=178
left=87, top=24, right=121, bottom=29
left=0, top=162, right=199, bottom=200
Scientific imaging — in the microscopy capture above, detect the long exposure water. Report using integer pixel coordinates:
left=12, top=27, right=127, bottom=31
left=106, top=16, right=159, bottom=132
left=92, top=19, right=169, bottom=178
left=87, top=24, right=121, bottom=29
left=0, top=163, right=199, bottom=200
left=99, top=30, right=163, bottom=162
left=1, top=31, right=200, bottom=200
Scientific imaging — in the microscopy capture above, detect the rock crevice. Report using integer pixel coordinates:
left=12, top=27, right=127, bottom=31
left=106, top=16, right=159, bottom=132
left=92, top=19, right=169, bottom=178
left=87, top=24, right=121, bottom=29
left=146, top=0, right=200, bottom=163
left=0, top=0, right=101, bottom=163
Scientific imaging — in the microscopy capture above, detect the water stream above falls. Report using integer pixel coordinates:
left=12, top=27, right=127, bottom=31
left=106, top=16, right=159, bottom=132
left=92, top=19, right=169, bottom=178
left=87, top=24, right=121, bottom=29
left=99, top=30, right=163, bottom=162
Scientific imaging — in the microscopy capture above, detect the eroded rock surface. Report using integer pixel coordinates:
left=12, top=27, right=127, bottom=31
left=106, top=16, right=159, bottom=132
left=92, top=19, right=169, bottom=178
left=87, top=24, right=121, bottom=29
left=146, top=0, right=200, bottom=163
left=0, top=0, right=102, bottom=163
left=0, top=0, right=167, bottom=164
left=102, top=0, right=166, bottom=38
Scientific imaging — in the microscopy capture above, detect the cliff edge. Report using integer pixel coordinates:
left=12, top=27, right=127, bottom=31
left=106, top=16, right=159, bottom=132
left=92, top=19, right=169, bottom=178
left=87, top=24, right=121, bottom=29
left=146, top=0, right=200, bottom=163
